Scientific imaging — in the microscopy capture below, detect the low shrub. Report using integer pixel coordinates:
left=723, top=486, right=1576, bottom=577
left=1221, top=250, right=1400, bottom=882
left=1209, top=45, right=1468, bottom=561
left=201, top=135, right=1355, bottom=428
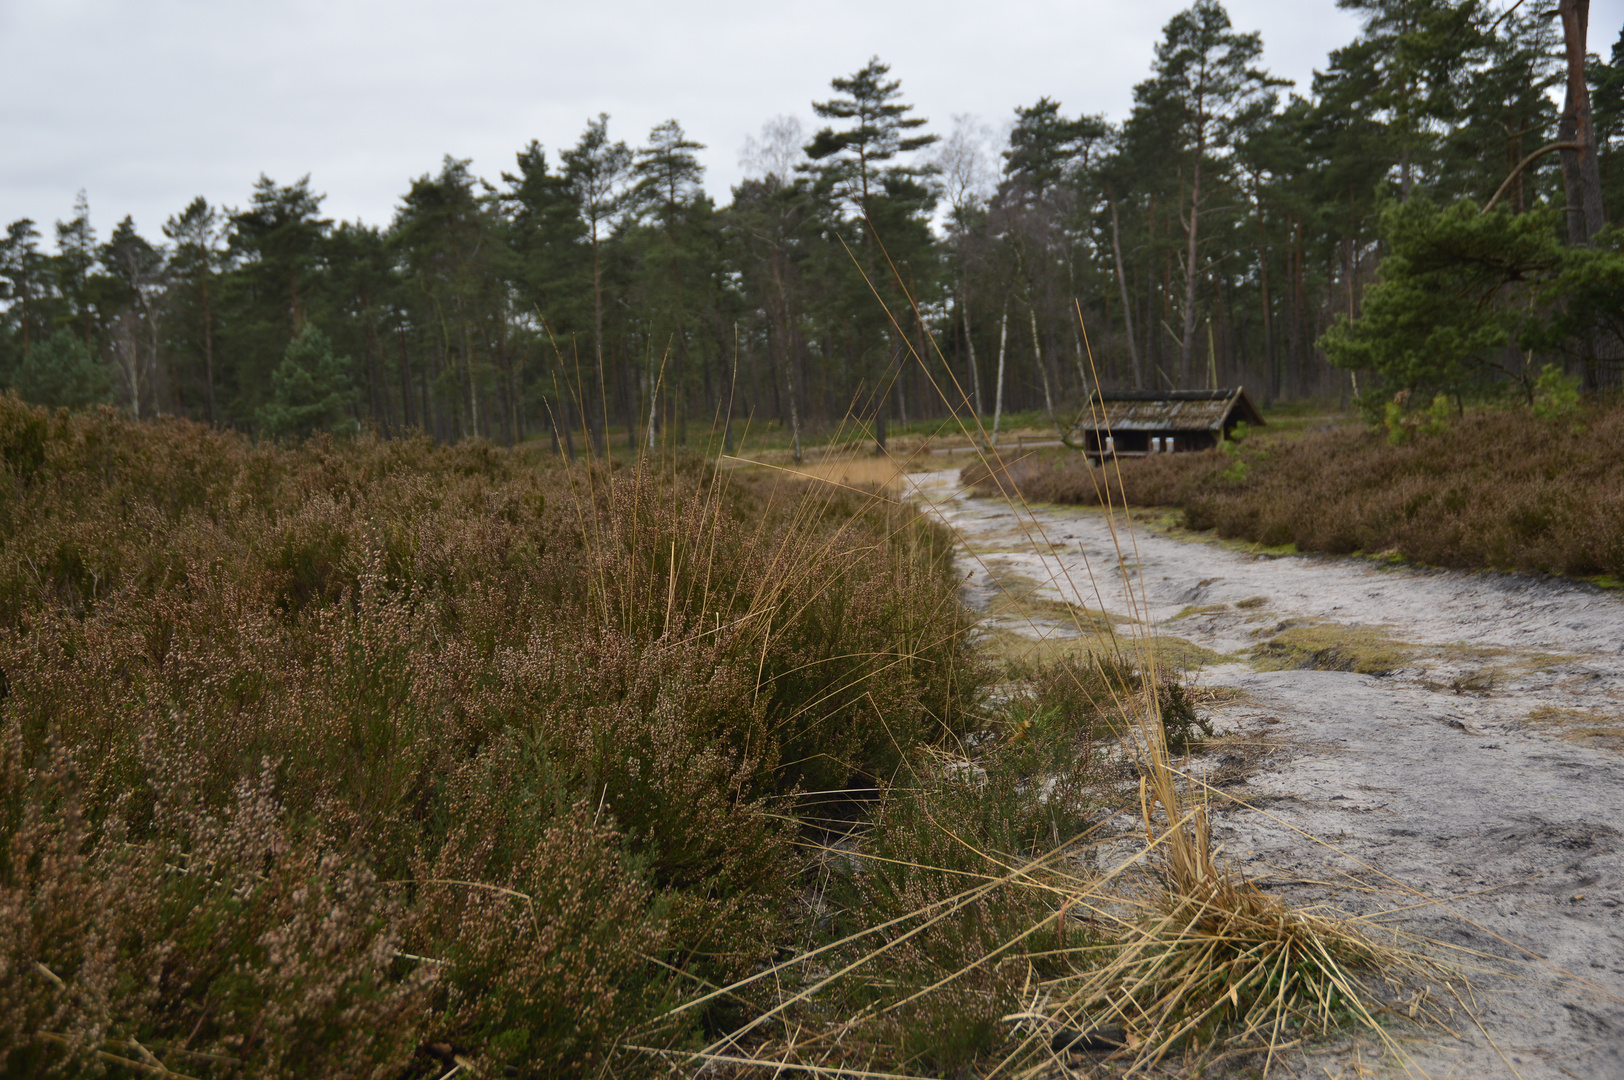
left=964, top=401, right=1624, bottom=579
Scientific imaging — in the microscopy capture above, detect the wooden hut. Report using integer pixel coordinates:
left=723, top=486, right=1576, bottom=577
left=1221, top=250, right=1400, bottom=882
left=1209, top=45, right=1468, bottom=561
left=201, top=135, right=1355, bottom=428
left=1073, top=388, right=1264, bottom=462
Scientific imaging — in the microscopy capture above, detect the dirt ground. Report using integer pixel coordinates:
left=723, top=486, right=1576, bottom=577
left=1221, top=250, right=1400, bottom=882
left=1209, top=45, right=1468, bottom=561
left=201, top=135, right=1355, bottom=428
left=906, top=468, right=1624, bottom=1080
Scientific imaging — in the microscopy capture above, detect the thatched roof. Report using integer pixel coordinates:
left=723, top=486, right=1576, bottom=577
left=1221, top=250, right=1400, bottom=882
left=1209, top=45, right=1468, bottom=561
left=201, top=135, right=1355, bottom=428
left=1075, top=388, right=1265, bottom=433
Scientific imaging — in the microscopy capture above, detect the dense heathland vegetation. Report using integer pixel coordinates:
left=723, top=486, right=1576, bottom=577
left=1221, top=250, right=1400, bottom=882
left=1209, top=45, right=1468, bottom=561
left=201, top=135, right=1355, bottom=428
left=2, top=397, right=1432, bottom=1077
left=966, top=398, right=1624, bottom=580
left=0, top=393, right=992, bottom=1074
left=3, top=0, right=1623, bottom=452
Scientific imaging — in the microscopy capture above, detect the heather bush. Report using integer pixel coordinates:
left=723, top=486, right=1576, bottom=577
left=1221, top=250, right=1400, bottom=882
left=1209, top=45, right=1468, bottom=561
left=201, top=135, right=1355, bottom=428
left=0, top=395, right=985, bottom=1074
left=964, top=401, right=1624, bottom=579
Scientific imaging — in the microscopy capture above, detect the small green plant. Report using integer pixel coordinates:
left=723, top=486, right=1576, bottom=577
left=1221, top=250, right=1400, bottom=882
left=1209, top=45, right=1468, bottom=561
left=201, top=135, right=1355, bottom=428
left=1158, top=680, right=1213, bottom=751
left=1532, top=363, right=1580, bottom=421
left=1219, top=426, right=1251, bottom=481
left=1419, top=393, right=1451, bottom=436
left=1383, top=398, right=1409, bottom=445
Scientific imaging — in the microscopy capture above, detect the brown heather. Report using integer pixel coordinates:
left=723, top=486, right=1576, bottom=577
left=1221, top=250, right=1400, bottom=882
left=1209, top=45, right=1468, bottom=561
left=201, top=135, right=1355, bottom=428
left=965, top=402, right=1624, bottom=579
left=0, top=394, right=984, bottom=1077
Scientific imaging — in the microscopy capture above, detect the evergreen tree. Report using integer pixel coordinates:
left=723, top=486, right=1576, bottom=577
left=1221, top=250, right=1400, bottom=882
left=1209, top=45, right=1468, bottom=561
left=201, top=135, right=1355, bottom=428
left=1002, top=97, right=1106, bottom=199
left=54, top=191, right=106, bottom=346
left=258, top=323, right=356, bottom=438
left=0, top=220, right=48, bottom=377
left=163, top=197, right=225, bottom=422
left=561, top=115, right=633, bottom=453
left=99, top=216, right=168, bottom=419
left=392, top=157, right=506, bottom=441
left=13, top=328, right=111, bottom=410
left=1593, top=28, right=1624, bottom=214
left=226, top=176, right=333, bottom=424
left=1320, top=198, right=1624, bottom=402
left=1135, top=0, right=1283, bottom=384
left=499, top=141, right=591, bottom=447
left=631, top=120, right=709, bottom=445
left=325, top=221, right=404, bottom=437
left=804, top=57, right=939, bottom=444
left=1330, top=0, right=1486, bottom=197
left=805, top=57, right=938, bottom=222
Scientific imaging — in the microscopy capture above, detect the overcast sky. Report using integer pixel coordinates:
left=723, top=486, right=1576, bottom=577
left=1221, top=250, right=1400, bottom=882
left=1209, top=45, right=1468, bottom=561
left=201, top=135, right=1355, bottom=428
left=3, top=0, right=1619, bottom=242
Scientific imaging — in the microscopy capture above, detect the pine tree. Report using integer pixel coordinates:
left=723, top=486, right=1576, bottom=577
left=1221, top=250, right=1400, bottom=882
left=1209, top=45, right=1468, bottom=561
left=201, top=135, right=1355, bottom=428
left=804, top=57, right=939, bottom=446
left=226, top=176, right=333, bottom=425
left=805, top=57, right=938, bottom=223
left=1593, top=28, right=1624, bottom=213
left=54, top=191, right=103, bottom=346
left=631, top=120, right=709, bottom=446
left=100, top=216, right=168, bottom=419
left=1002, top=98, right=1106, bottom=199
left=392, top=157, right=505, bottom=441
left=562, top=116, right=633, bottom=454
left=1135, top=0, right=1282, bottom=384
left=13, top=328, right=110, bottom=410
left=1329, top=0, right=1485, bottom=198
left=164, top=197, right=225, bottom=423
left=500, top=141, right=591, bottom=449
left=258, top=323, right=356, bottom=438
left=0, top=219, right=47, bottom=376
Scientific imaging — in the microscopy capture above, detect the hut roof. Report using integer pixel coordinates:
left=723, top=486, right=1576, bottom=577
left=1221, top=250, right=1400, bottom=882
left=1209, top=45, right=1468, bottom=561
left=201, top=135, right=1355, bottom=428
left=1077, top=388, right=1265, bottom=433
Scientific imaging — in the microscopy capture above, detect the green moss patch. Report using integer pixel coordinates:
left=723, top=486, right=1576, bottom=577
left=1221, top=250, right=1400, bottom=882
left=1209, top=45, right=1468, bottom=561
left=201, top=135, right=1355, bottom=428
left=1252, top=621, right=1413, bottom=675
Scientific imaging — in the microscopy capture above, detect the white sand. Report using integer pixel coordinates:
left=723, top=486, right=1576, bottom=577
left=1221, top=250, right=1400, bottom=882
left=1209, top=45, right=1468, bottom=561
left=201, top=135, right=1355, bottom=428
left=907, top=469, right=1624, bottom=1080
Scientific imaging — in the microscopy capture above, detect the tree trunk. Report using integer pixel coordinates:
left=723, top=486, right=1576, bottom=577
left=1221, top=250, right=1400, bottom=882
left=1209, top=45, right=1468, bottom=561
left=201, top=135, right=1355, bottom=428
left=1180, top=152, right=1204, bottom=385
left=1258, top=240, right=1275, bottom=407
left=992, top=306, right=1008, bottom=447
left=960, top=282, right=983, bottom=418
left=396, top=326, right=414, bottom=431
left=461, top=316, right=478, bottom=438
left=1106, top=185, right=1142, bottom=390
left=202, top=279, right=216, bottom=425
left=559, top=394, right=576, bottom=462
left=1288, top=217, right=1305, bottom=398
left=1030, top=305, right=1056, bottom=424
left=590, top=227, right=607, bottom=455
left=1558, top=0, right=1607, bottom=245
left=782, top=348, right=802, bottom=464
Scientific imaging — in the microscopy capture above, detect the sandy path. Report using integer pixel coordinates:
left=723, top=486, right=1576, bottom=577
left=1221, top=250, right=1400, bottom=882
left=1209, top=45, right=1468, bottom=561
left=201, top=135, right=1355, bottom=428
left=904, top=469, right=1624, bottom=1080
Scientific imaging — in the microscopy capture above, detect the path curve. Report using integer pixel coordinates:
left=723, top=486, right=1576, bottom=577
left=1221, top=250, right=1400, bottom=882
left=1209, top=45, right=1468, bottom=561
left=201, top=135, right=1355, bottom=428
left=905, top=469, right=1624, bottom=1080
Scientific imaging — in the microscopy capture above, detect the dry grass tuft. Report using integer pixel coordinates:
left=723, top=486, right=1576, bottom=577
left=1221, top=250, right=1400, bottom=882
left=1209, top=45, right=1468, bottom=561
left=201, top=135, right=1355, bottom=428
left=1523, top=705, right=1624, bottom=752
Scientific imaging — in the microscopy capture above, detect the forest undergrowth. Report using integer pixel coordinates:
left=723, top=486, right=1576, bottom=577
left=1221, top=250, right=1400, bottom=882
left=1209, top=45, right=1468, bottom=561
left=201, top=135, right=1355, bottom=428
left=0, top=393, right=1451, bottom=1078
left=965, top=400, right=1624, bottom=582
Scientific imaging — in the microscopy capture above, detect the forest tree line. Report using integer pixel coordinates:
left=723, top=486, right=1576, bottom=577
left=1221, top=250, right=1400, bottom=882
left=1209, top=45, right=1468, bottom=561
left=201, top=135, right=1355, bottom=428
left=3, top=0, right=1623, bottom=454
